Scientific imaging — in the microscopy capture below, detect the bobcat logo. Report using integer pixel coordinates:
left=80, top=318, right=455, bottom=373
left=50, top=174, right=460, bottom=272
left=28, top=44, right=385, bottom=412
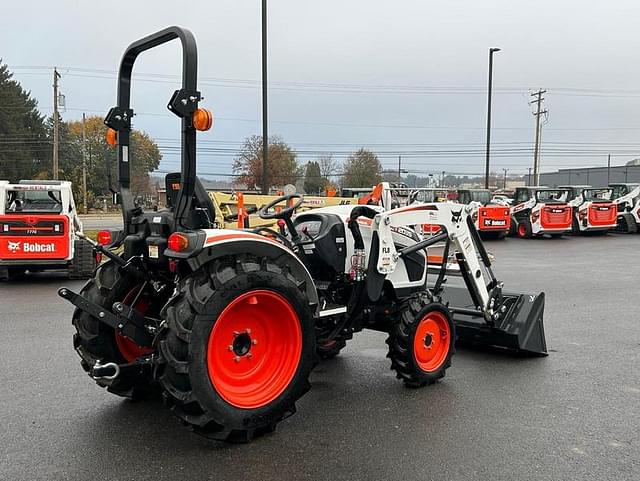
left=8, top=241, right=21, bottom=252
left=451, top=209, right=463, bottom=223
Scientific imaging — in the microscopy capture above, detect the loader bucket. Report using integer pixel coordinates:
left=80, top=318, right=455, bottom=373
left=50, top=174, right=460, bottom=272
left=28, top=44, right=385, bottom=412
left=440, top=287, right=548, bottom=356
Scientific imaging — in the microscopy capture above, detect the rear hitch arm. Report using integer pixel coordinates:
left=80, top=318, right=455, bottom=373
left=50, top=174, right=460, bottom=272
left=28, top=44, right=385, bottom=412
left=58, top=287, right=154, bottom=347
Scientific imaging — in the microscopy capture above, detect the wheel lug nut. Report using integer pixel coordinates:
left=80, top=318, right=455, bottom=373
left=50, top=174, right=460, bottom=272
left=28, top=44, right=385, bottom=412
left=234, top=356, right=241, bottom=362
left=247, top=353, right=253, bottom=359
left=252, top=339, right=258, bottom=345
left=228, top=345, right=233, bottom=351
left=245, top=328, right=251, bottom=334
left=233, top=331, right=240, bottom=337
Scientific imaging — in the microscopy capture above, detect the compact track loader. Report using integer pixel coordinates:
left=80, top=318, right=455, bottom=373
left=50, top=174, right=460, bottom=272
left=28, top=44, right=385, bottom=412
left=58, top=26, right=548, bottom=442
left=0, top=180, right=95, bottom=280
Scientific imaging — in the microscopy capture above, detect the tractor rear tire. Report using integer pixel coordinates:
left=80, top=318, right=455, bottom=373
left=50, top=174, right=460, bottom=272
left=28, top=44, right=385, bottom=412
left=156, top=254, right=316, bottom=442
left=69, top=239, right=96, bottom=279
left=72, top=260, right=158, bottom=399
left=387, top=297, right=455, bottom=388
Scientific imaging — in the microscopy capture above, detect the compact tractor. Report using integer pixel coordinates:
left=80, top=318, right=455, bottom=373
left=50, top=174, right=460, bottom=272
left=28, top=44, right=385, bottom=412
left=58, top=27, right=548, bottom=442
left=0, top=180, right=95, bottom=280
left=510, top=186, right=572, bottom=238
left=560, top=185, right=617, bottom=234
left=456, top=189, right=511, bottom=239
left=610, top=183, right=640, bottom=233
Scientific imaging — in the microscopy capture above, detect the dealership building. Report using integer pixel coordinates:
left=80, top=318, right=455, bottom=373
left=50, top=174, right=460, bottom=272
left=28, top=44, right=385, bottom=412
left=535, top=164, right=640, bottom=187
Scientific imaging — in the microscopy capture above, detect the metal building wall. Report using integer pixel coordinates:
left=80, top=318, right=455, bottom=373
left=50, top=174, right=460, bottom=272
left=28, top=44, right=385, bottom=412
left=535, top=165, right=640, bottom=187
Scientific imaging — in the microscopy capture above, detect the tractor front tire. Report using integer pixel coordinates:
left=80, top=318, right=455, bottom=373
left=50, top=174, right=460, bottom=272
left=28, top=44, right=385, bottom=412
left=157, top=255, right=316, bottom=442
left=72, top=260, right=158, bottom=399
left=387, top=297, right=455, bottom=388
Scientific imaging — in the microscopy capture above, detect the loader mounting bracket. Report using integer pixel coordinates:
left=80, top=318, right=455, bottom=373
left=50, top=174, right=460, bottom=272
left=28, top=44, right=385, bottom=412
left=167, top=89, right=201, bottom=118
left=104, top=106, right=133, bottom=131
left=58, top=287, right=154, bottom=347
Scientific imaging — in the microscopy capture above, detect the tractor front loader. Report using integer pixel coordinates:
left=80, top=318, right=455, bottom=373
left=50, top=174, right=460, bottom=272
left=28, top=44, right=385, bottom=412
left=58, top=26, right=548, bottom=442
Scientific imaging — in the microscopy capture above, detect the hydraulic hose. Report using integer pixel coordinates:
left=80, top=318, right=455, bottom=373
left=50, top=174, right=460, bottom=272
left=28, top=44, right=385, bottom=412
left=347, top=206, right=378, bottom=249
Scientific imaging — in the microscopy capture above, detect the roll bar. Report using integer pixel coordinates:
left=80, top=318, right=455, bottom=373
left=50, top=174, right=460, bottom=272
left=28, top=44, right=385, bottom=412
left=104, top=26, right=201, bottom=230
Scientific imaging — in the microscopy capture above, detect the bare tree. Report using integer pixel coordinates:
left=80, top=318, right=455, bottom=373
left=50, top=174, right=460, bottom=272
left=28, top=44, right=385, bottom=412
left=318, top=153, right=339, bottom=181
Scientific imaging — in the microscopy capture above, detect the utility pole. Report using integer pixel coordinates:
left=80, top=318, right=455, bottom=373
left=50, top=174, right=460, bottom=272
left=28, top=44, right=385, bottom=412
left=502, top=168, right=508, bottom=189
left=260, top=0, right=269, bottom=194
left=441, top=171, right=446, bottom=188
left=398, top=155, right=402, bottom=181
left=607, top=154, right=611, bottom=185
left=528, top=167, right=532, bottom=186
left=52, top=68, right=61, bottom=180
left=484, top=48, right=501, bottom=189
left=530, top=89, right=547, bottom=186
left=82, top=113, right=88, bottom=214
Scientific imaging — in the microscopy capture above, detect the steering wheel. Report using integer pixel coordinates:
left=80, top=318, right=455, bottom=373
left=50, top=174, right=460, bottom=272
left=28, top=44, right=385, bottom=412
left=258, top=194, right=304, bottom=220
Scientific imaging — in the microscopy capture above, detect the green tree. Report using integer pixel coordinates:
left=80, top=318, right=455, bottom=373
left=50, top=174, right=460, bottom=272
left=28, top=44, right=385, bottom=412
left=341, top=148, right=383, bottom=188
left=64, top=116, right=161, bottom=204
left=0, top=62, right=48, bottom=181
left=232, top=135, right=300, bottom=189
left=303, top=161, right=326, bottom=194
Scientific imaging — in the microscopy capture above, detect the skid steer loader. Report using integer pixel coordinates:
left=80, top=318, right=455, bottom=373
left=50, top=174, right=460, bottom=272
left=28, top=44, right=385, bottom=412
left=58, top=26, right=548, bottom=442
left=610, top=183, right=640, bottom=233
left=560, top=185, right=617, bottom=234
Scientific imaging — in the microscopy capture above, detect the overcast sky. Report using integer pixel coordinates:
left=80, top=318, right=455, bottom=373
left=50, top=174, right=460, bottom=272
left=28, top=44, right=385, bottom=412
left=2, top=0, right=640, bottom=179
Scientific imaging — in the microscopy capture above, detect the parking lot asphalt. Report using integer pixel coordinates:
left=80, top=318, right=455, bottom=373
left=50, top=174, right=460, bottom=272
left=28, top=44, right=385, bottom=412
left=1, top=234, right=638, bottom=481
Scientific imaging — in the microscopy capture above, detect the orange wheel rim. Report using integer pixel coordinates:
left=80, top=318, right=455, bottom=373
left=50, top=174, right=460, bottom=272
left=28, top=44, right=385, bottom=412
left=517, top=223, right=526, bottom=237
left=114, top=286, right=155, bottom=362
left=413, top=311, right=450, bottom=372
left=207, top=290, right=302, bottom=409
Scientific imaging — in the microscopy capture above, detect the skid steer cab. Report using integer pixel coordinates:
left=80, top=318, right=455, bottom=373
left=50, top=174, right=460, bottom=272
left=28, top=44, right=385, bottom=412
left=610, top=183, right=640, bottom=233
left=0, top=180, right=95, bottom=280
left=510, top=186, right=572, bottom=238
left=57, top=26, right=548, bottom=444
left=561, top=185, right=617, bottom=234
left=456, top=189, right=510, bottom=239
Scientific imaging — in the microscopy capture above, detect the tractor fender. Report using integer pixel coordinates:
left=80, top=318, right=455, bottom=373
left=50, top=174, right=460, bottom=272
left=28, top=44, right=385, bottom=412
left=186, top=229, right=319, bottom=310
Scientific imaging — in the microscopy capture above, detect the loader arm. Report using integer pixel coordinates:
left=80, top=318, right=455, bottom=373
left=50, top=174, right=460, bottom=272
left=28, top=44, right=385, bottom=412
left=372, top=203, right=498, bottom=319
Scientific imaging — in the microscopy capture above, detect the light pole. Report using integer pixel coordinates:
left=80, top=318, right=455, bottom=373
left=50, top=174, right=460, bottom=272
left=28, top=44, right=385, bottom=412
left=502, top=168, right=508, bottom=189
left=484, top=47, right=500, bottom=189
left=261, top=0, right=269, bottom=194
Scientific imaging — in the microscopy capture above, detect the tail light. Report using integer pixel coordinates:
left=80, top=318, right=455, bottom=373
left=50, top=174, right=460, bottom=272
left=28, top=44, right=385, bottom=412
left=168, top=233, right=190, bottom=252
left=97, top=230, right=112, bottom=245
left=472, top=211, right=478, bottom=222
left=504, top=209, right=509, bottom=216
